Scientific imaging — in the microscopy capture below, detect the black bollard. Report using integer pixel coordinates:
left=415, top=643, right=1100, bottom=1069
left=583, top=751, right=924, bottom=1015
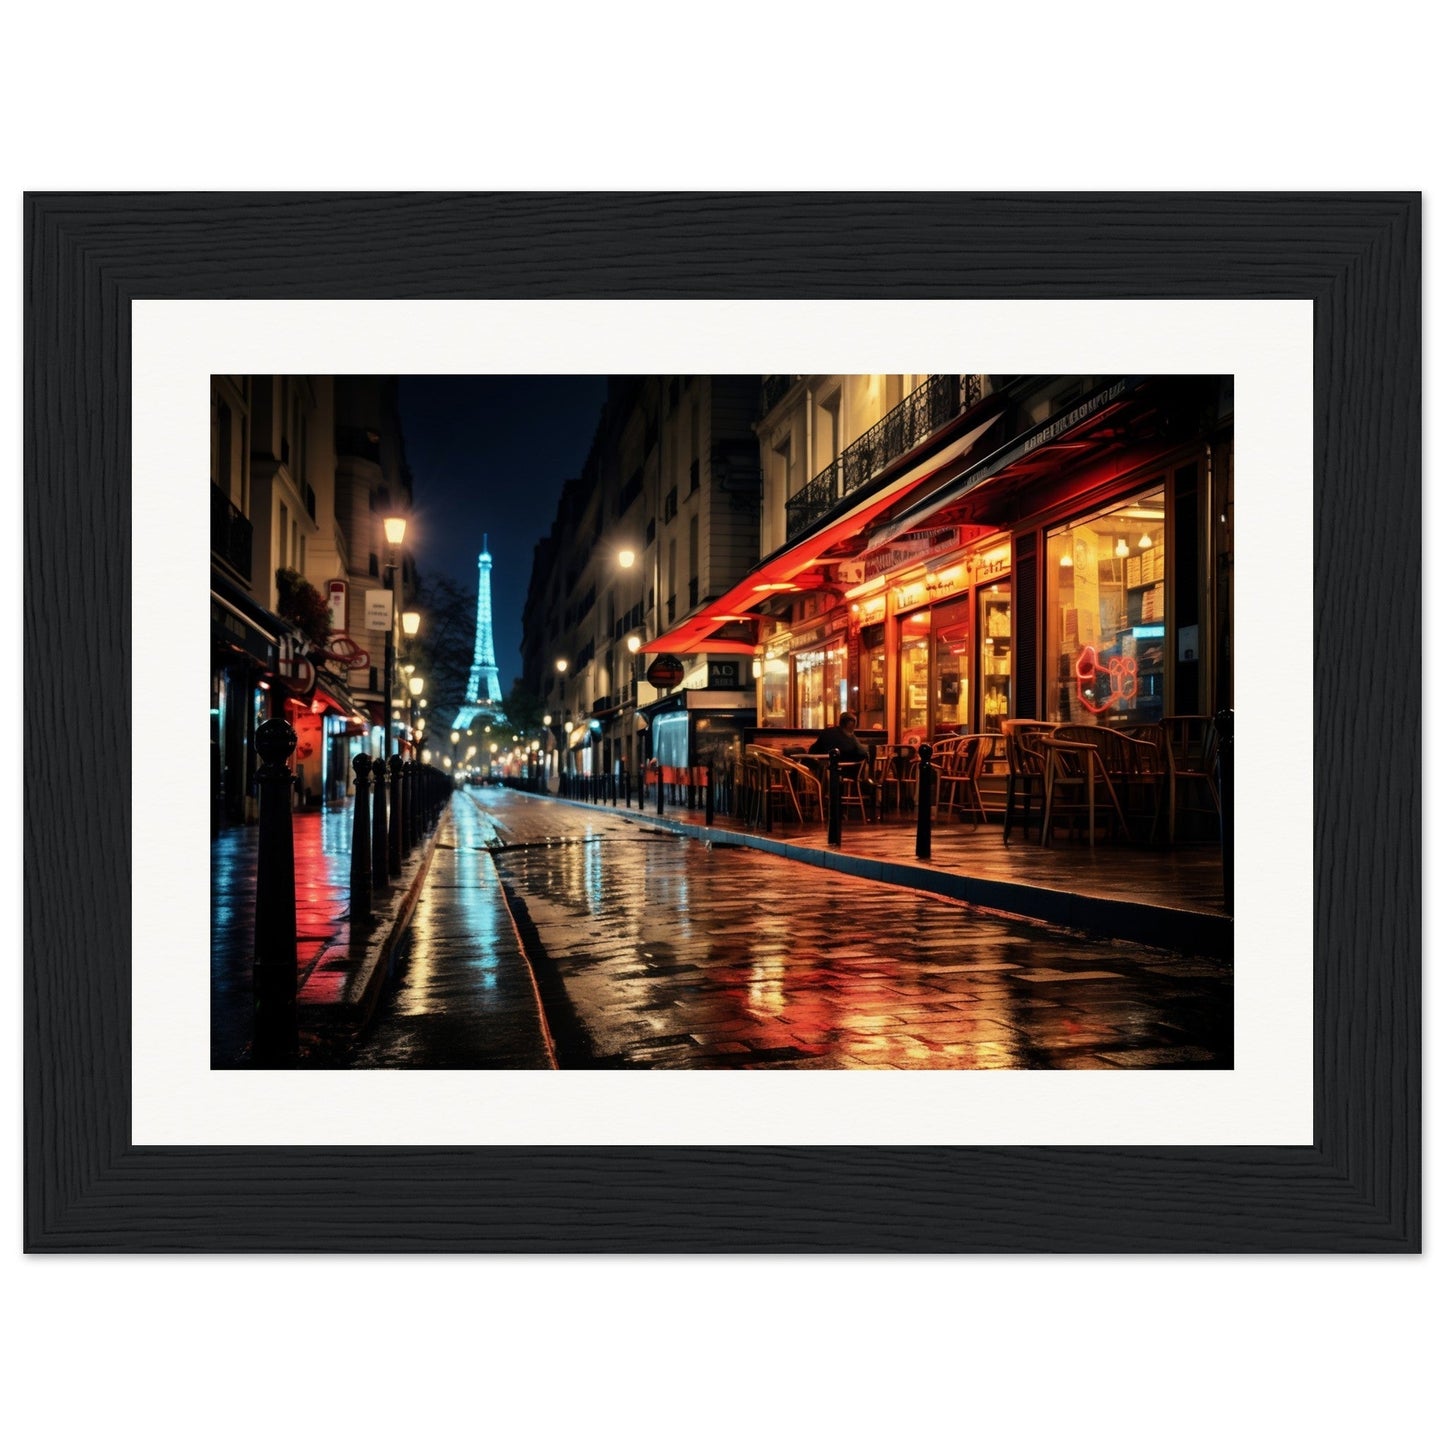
left=1215, top=707, right=1234, bottom=914
left=253, top=717, right=299, bottom=1066
left=388, top=754, right=403, bottom=876
left=371, top=752, right=388, bottom=892
left=350, top=754, right=373, bottom=923
left=656, top=762, right=665, bottom=816
left=406, top=759, right=419, bottom=849
left=827, top=749, right=843, bottom=847
left=915, top=743, right=935, bottom=861
left=398, top=757, right=412, bottom=856
left=704, top=760, right=714, bottom=827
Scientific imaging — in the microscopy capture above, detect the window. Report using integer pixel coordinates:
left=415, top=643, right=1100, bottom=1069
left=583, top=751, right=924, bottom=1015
left=1045, top=486, right=1166, bottom=723
left=278, top=503, right=289, bottom=568
left=858, top=623, right=886, bottom=732
left=979, top=582, right=1012, bottom=732
left=795, top=640, right=847, bottom=731
left=931, top=598, right=970, bottom=734
left=898, top=610, right=931, bottom=740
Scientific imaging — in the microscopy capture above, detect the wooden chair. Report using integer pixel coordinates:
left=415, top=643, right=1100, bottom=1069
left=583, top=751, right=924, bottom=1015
left=936, top=733, right=991, bottom=825
left=1001, top=720, right=1057, bottom=844
left=1042, top=729, right=1132, bottom=846
left=1160, top=715, right=1221, bottom=842
left=750, top=747, right=823, bottom=825
left=1110, top=723, right=1167, bottom=842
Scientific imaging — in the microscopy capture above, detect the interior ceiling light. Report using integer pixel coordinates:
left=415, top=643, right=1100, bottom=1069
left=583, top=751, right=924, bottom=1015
left=1115, top=538, right=1130, bottom=557
left=1138, top=532, right=1153, bottom=548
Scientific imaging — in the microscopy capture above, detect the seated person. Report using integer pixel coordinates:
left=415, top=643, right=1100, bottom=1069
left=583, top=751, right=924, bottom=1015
left=808, top=712, right=874, bottom=792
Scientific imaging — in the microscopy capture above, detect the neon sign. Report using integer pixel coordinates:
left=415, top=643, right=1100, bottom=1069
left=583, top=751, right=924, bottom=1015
left=1074, top=644, right=1137, bottom=715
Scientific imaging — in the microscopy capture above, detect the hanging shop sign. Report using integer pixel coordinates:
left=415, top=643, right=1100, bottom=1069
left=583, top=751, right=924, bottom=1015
left=326, top=578, right=348, bottom=634
left=645, top=654, right=685, bottom=688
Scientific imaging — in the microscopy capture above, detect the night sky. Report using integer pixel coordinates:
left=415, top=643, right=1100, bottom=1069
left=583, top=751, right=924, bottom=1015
left=397, top=376, right=609, bottom=690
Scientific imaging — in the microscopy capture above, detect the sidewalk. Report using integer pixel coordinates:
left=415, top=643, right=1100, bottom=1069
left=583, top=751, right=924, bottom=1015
left=211, top=800, right=446, bottom=1065
left=488, top=784, right=1230, bottom=957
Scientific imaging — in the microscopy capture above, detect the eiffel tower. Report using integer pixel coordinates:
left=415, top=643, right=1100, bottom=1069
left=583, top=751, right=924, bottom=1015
left=453, top=536, right=505, bottom=730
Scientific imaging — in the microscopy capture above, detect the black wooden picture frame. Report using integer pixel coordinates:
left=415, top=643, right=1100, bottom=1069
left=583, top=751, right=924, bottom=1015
left=23, top=192, right=1421, bottom=1252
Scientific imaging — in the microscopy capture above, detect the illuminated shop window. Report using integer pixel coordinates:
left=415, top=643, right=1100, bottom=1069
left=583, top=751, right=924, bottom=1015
left=1045, top=486, right=1166, bottom=724
left=761, top=656, right=789, bottom=726
left=931, top=597, right=970, bottom=735
left=795, top=648, right=824, bottom=729
left=858, top=623, right=886, bottom=732
left=898, top=610, right=931, bottom=740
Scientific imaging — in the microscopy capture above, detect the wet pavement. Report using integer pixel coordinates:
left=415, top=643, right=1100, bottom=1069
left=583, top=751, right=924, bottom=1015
left=350, top=799, right=553, bottom=1069
left=211, top=803, right=355, bottom=1066
left=358, top=789, right=1232, bottom=1070
left=212, top=788, right=1233, bottom=1070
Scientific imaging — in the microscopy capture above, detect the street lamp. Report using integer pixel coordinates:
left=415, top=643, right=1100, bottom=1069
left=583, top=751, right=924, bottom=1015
left=381, top=515, right=408, bottom=761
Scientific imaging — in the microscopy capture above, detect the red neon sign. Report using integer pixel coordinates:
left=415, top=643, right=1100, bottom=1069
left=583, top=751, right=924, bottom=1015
left=1074, top=645, right=1137, bottom=715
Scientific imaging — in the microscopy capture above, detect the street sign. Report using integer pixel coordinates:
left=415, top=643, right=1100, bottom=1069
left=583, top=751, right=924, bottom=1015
left=645, top=654, right=685, bottom=688
left=364, top=589, right=392, bottom=632
left=706, top=659, right=743, bottom=690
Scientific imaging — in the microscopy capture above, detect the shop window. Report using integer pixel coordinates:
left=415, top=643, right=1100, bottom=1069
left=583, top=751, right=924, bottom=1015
left=761, top=656, right=789, bottom=726
left=1046, top=486, right=1166, bottom=724
left=858, top=623, right=886, bottom=732
left=932, top=597, right=970, bottom=735
left=795, top=648, right=826, bottom=730
left=898, top=610, right=931, bottom=741
left=979, top=581, right=1012, bottom=732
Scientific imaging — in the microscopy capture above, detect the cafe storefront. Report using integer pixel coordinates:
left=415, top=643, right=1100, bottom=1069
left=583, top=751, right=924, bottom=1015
left=646, top=376, right=1232, bottom=763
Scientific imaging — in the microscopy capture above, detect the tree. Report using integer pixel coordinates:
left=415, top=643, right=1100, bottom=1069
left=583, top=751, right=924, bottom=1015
left=410, top=573, right=475, bottom=723
left=502, top=680, right=545, bottom=733
left=275, top=567, right=330, bottom=646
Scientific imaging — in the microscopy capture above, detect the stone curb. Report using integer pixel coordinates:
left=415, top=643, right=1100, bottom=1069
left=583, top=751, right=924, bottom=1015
left=497, top=790, right=1230, bottom=959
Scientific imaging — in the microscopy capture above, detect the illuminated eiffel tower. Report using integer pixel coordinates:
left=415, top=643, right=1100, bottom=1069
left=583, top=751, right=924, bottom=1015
left=453, top=536, right=505, bottom=730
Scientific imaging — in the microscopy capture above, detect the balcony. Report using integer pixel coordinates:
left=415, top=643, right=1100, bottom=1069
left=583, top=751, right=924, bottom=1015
left=784, top=374, right=975, bottom=541
left=211, top=483, right=253, bottom=581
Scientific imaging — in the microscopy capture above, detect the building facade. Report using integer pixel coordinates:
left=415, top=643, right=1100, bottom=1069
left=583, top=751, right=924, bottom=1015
left=209, top=375, right=416, bottom=826
left=639, top=373, right=1233, bottom=765
left=520, top=375, right=763, bottom=787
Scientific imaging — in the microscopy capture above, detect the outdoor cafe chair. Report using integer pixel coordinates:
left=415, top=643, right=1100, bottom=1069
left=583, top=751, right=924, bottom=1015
left=1159, top=714, right=1222, bottom=843
left=1040, top=728, right=1132, bottom=847
left=1001, top=719, right=1057, bottom=843
left=872, top=743, right=918, bottom=817
left=935, top=733, right=991, bottom=826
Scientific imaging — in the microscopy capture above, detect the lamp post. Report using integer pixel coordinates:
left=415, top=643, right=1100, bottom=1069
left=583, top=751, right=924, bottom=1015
left=382, top=515, right=408, bottom=761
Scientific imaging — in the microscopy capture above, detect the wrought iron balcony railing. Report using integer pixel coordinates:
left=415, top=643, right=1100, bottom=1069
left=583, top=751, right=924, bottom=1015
left=211, top=483, right=253, bottom=580
left=784, top=374, right=973, bottom=541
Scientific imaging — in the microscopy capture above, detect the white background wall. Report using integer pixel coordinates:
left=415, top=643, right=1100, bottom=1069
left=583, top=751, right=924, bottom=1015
left=3, top=5, right=1438, bottom=1443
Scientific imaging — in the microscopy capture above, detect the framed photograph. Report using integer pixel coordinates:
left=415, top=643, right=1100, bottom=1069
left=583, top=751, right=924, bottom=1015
left=24, top=193, right=1419, bottom=1251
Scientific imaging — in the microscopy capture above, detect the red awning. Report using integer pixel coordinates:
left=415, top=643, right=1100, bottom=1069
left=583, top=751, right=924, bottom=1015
left=641, top=401, right=1005, bottom=656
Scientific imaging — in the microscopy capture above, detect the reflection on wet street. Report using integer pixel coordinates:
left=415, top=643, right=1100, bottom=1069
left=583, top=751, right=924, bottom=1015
left=488, top=803, right=1231, bottom=1070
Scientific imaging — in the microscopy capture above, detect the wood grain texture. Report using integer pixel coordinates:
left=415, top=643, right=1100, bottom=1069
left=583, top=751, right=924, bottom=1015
left=23, top=193, right=1421, bottom=1251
